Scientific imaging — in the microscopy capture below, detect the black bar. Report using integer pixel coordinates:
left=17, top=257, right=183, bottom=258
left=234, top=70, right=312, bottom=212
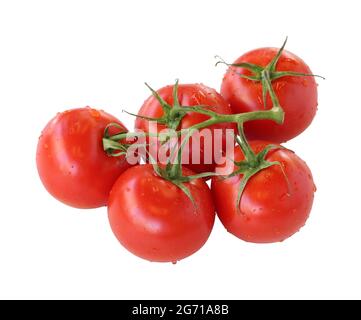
left=0, top=299, right=353, bottom=319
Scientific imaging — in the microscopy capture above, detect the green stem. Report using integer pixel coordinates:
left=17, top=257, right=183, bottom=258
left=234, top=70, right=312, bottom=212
left=105, top=107, right=284, bottom=143
left=262, top=68, right=282, bottom=113
left=236, top=123, right=257, bottom=167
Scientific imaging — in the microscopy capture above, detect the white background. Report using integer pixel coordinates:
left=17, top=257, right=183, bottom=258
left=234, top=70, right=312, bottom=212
left=0, top=0, right=359, bottom=300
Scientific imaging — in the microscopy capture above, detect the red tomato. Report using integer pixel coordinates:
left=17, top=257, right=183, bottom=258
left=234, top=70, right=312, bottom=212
left=36, top=107, right=132, bottom=209
left=135, top=83, right=235, bottom=173
left=211, top=141, right=315, bottom=243
left=108, top=164, right=215, bottom=262
left=221, top=48, right=318, bottom=143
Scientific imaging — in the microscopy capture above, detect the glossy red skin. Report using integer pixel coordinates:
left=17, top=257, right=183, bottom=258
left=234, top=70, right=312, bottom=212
left=108, top=164, right=215, bottom=262
left=135, top=84, right=236, bottom=173
left=211, top=141, right=315, bottom=243
left=221, top=48, right=318, bottom=143
left=36, top=107, right=132, bottom=209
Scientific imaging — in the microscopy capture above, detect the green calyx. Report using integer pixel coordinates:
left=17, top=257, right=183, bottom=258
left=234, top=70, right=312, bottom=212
left=102, top=123, right=130, bottom=157
left=128, top=79, right=214, bottom=131
left=146, top=128, right=220, bottom=210
left=216, top=37, right=325, bottom=110
left=144, top=79, right=185, bottom=130
left=228, top=124, right=290, bottom=213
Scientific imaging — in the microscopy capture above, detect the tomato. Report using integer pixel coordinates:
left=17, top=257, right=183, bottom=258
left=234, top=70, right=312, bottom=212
left=211, top=141, right=315, bottom=243
left=221, top=48, right=318, bottom=143
left=108, top=164, right=215, bottom=262
left=36, top=107, right=132, bottom=209
left=135, top=83, right=235, bottom=173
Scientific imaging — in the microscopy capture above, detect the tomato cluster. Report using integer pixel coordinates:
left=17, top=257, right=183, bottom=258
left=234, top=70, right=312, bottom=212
left=37, top=40, right=320, bottom=263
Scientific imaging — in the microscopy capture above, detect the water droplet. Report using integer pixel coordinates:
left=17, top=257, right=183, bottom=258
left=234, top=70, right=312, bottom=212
left=89, top=108, right=100, bottom=118
left=279, top=193, right=290, bottom=201
left=172, top=261, right=177, bottom=265
left=273, top=228, right=281, bottom=235
left=126, top=187, right=131, bottom=192
left=152, top=186, right=159, bottom=192
left=44, top=144, right=49, bottom=149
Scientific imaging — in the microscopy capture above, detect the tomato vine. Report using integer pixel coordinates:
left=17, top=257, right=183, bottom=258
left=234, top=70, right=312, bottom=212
left=102, top=39, right=322, bottom=208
